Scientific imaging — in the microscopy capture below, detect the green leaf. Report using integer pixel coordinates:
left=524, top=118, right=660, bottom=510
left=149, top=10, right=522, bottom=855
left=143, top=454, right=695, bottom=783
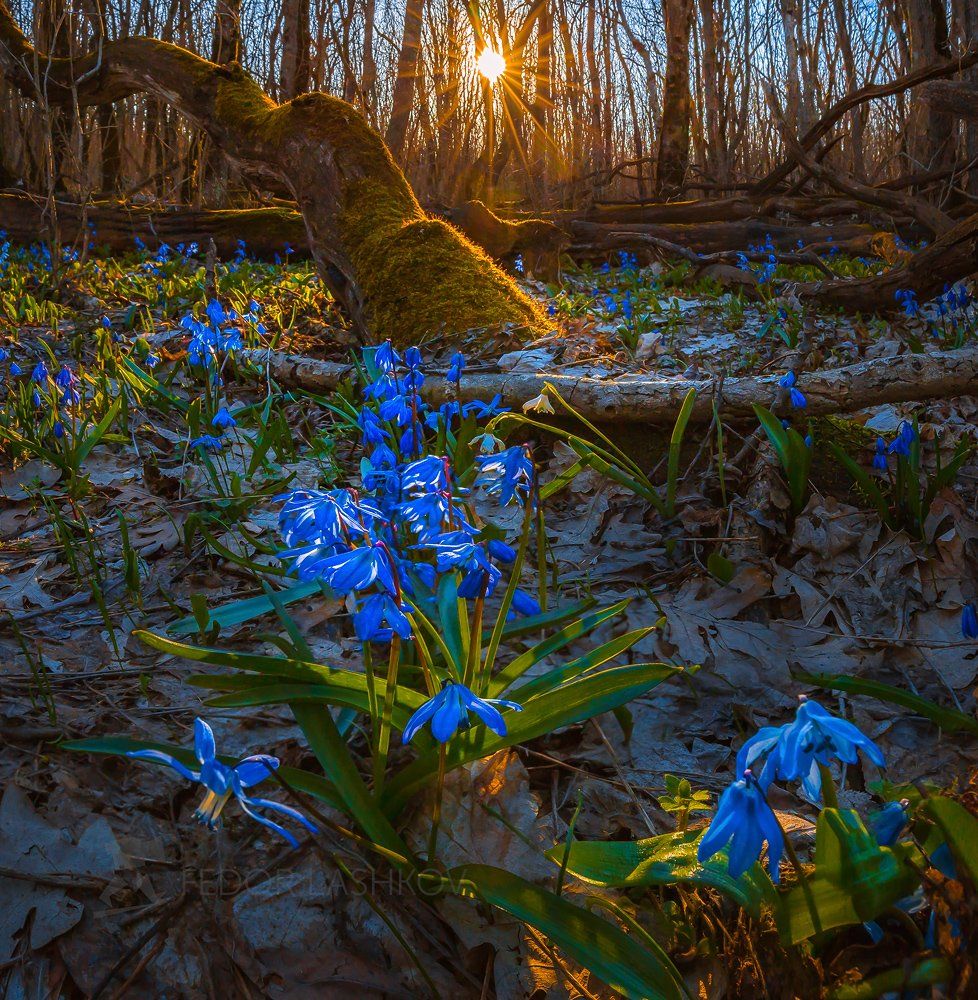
left=775, top=808, right=924, bottom=944
left=382, top=663, right=684, bottom=817
left=166, top=580, right=324, bottom=635
left=448, top=864, right=689, bottom=1000
left=828, top=958, right=951, bottom=999
left=828, top=443, right=891, bottom=525
left=61, top=735, right=342, bottom=809
left=922, top=796, right=978, bottom=887
left=707, top=550, right=735, bottom=584
left=291, top=703, right=414, bottom=870
left=666, top=388, right=696, bottom=517
left=546, top=830, right=772, bottom=917
left=489, top=598, right=632, bottom=697
left=790, top=668, right=978, bottom=737
left=511, top=627, right=662, bottom=702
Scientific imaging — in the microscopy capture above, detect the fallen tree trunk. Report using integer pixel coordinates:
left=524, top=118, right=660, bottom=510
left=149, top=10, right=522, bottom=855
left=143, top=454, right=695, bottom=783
left=584, top=194, right=871, bottom=225
left=234, top=344, right=978, bottom=426
left=0, top=192, right=306, bottom=257
left=788, top=211, right=978, bottom=311
left=570, top=219, right=883, bottom=255
left=0, top=4, right=544, bottom=345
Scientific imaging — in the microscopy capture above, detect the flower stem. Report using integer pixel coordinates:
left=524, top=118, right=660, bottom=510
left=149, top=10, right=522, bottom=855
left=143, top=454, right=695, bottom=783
left=818, top=763, right=839, bottom=810
left=427, top=743, right=447, bottom=862
left=775, top=812, right=823, bottom=938
left=373, top=635, right=401, bottom=792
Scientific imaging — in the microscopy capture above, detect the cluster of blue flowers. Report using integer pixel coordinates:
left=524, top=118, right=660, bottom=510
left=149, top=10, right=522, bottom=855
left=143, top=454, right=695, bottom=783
left=778, top=370, right=807, bottom=408
left=273, top=343, right=538, bottom=742
left=736, top=235, right=778, bottom=284
left=871, top=419, right=917, bottom=471
left=698, top=697, right=885, bottom=880
left=2, top=349, right=82, bottom=438
left=895, top=288, right=919, bottom=318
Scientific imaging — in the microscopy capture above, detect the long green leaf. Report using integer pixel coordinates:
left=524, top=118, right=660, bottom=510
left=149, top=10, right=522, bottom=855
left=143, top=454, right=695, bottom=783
left=791, top=668, right=978, bottom=736
left=166, top=580, right=324, bottom=635
left=922, top=796, right=978, bottom=887
left=382, top=663, right=683, bottom=817
left=449, top=864, right=689, bottom=1000
left=546, top=830, right=772, bottom=917
left=488, top=598, right=632, bottom=697
left=666, top=388, right=696, bottom=517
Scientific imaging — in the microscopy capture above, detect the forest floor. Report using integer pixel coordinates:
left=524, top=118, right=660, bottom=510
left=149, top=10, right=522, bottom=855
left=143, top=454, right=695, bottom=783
left=1, top=242, right=976, bottom=998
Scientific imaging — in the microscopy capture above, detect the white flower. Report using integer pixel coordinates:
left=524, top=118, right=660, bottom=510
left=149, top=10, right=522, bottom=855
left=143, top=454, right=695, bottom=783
left=522, top=391, right=554, bottom=414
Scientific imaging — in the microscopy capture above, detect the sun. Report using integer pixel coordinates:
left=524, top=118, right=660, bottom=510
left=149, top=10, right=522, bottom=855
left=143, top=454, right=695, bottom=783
left=476, top=47, right=506, bottom=82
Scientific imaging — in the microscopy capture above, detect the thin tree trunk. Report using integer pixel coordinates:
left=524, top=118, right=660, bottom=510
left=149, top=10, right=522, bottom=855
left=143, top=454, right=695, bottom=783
left=655, top=0, right=694, bottom=196
left=386, top=0, right=425, bottom=160
left=280, top=0, right=311, bottom=101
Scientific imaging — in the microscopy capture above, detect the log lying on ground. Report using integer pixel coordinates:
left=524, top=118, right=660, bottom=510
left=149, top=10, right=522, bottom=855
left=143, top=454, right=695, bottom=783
left=234, top=344, right=978, bottom=426
left=0, top=192, right=306, bottom=258
left=584, top=195, right=871, bottom=226
left=788, top=211, right=978, bottom=312
left=0, top=4, right=543, bottom=345
left=570, top=219, right=883, bottom=255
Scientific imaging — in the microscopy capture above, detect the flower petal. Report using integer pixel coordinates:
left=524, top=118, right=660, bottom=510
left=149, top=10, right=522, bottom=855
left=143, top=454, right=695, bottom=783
left=194, top=718, right=217, bottom=764
left=127, top=749, right=200, bottom=782
left=233, top=755, right=279, bottom=788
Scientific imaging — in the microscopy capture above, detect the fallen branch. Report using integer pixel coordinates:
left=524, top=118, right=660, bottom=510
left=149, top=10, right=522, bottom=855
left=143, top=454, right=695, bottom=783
left=235, top=345, right=978, bottom=426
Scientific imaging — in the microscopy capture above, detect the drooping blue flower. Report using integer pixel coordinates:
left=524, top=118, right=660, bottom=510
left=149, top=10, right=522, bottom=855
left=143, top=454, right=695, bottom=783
left=31, top=361, right=48, bottom=383
left=462, top=394, right=509, bottom=420
left=895, top=288, right=919, bottom=318
left=697, top=771, right=784, bottom=882
left=962, top=602, right=978, bottom=640
left=9, top=361, right=22, bottom=376
left=475, top=446, right=534, bottom=506
left=353, top=592, right=413, bottom=642
left=212, top=406, right=237, bottom=431
left=446, top=352, right=465, bottom=384
left=277, top=488, right=377, bottom=547
left=888, top=420, right=917, bottom=457
left=779, top=371, right=807, bottom=408
left=296, top=542, right=398, bottom=594
left=777, top=697, right=886, bottom=801
left=145, top=353, right=160, bottom=368
left=190, top=434, right=224, bottom=452
left=402, top=683, right=522, bottom=744
left=400, top=455, right=451, bottom=495
left=870, top=800, right=910, bottom=847
left=374, top=340, right=401, bottom=373
left=127, top=718, right=316, bottom=847
left=54, top=366, right=76, bottom=391
left=872, top=436, right=888, bottom=471
left=53, top=421, right=65, bottom=439
left=511, top=588, right=542, bottom=616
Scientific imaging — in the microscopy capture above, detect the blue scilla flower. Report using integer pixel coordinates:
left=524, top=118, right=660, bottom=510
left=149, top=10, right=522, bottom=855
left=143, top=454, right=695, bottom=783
left=31, top=361, right=48, bottom=383
left=870, top=799, right=910, bottom=847
left=511, top=588, right=542, bottom=616
left=54, top=366, right=76, bottom=391
left=872, top=437, right=888, bottom=471
left=475, top=445, right=534, bottom=506
left=0, top=347, right=7, bottom=362
left=145, top=353, right=160, bottom=368
left=379, top=393, right=418, bottom=427
left=9, top=361, right=22, bottom=376
left=60, top=386, right=81, bottom=407
left=53, top=421, right=65, bottom=439
left=895, top=288, right=919, bottom=317
left=353, top=592, right=413, bottom=642
left=888, top=420, right=916, bottom=457
left=446, top=352, right=465, bottom=384
left=963, top=602, right=978, bottom=640
left=127, top=718, right=316, bottom=847
left=402, top=682, right=522, bottom=744
left=462, top=394, right=509, bottom=420
left=206, top=299, right=226, bottom=327
left=212, top=406, right=237, bottom=431
left=779, top=370, right=807, bottom=408
left=697, top=771, right=784, bottom=882
left=779, top=697, right=885, bottom=801
left=374, top=340, right=401, bottom=373
left=299, top=541, right=398, bottom=595
left=190, top=434, right=223, bottom=452
left=277, top=488, right=377, bottom=547
left=358, top=408, right=390, bottom=444
left=400, top=455, right=451, bottom=494
left=31, top=389, right=41, bottom=407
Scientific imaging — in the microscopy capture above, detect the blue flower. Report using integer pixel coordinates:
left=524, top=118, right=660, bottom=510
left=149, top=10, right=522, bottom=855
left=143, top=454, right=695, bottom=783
left=353, top=592, right=413, bottom=642
left=475, top=446, right=534, bottom=506
left=212, top=406, right=237, bottom=431
left=511, top=588, right=541, bottom=616
left=872, top=437, right=888, bottom=471
left=127, top=718, right=316, bottom=847
left=190, top=434, right=223, bottom=452
left=870, top=800, right=909, bottom=847
left=446, top=352, right=465, bottom=384
left=962, top=602, right=978, bottom=640
left=895, top=288, right=919, bottom=318
left=358, top=409, right=390, bottom=444
left=697, top=771, right=784, bottom=882
left=888, top=420, right=916, bottom=457
left=277, top=488, right=376, bottom=546
left=374, top=340, right=401, bottom=373
left=54, top=366, right=76, bottom=391
left=298, top=542, right=398, bottom=594
left=400, top=455, right=451, bottom=495
left=9, top=362, right=22, bottom=376
left=145, top=354, right=160, bottom=368
left=402, top=683, right=522, bottom=744
left=779, top=371, right=806, bottom=408
left=778, top=697, right=885, bottom=801
left=31, top=361, right=48, bottom=383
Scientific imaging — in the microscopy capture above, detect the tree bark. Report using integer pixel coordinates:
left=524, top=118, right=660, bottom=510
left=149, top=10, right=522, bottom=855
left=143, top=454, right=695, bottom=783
left=654, top=0, right=694, bottom=196
left=904, top=0, right=955, bottom=172
left=280, top=0, right=311, bottom=101
left=231, top=343, right=978, bottom=426
left=0, top=2, right=544, bottom=345
left=385, top=0, right=425, bottom=161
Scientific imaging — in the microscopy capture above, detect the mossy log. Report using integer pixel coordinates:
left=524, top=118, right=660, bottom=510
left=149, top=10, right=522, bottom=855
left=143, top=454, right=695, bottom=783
left=231, top=343, right=978, bottom=426
left=0, top=4, right=545, bottom=345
